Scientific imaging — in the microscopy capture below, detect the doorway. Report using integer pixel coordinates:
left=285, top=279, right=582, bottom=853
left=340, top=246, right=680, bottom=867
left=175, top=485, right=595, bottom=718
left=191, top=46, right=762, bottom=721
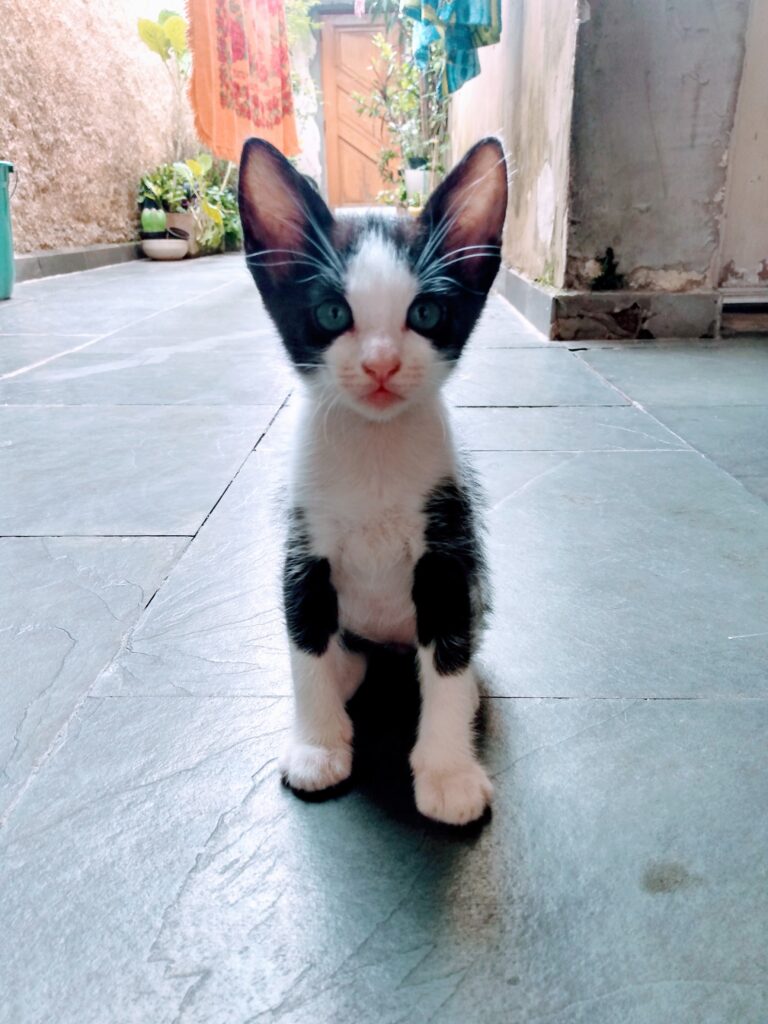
left=320, top=14, right=391, bottom=207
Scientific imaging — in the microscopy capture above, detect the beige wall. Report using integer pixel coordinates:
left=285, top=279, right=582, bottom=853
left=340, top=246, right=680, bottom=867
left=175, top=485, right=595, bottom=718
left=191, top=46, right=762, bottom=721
left=719, top=0, right=768, bottom=288
left=450, top=0, right=578, bottom=287
left=0, top=0, right=196, bottom=253
left=567, top=0, right=750, bottom=292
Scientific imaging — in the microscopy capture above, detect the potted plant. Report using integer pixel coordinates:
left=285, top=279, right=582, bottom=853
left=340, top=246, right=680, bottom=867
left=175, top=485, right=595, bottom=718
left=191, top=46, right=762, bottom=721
left=354, top=28, right=448, bottom=210
left=138, top=163, right=199, bottom=254
left=139, top=208, right=188, bottom=260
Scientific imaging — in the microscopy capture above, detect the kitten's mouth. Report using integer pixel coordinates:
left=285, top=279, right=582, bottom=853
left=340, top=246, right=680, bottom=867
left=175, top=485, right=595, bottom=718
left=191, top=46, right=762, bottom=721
left=364, top=384, right=403, bottom=409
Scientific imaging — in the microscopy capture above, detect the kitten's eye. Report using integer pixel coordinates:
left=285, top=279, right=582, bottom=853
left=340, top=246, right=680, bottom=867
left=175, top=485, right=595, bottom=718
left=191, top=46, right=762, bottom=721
left=407, top=298, right=442, bottom=332
left=315, top=300, right=353, bottom=333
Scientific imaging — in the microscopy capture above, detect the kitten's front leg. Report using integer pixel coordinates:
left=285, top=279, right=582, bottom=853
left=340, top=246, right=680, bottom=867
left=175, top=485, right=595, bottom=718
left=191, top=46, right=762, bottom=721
left=410, top=553, right=493, bottom=825
left=279, top=533, right=365, bottom=792
left=281, top=640, right=365, bottom=791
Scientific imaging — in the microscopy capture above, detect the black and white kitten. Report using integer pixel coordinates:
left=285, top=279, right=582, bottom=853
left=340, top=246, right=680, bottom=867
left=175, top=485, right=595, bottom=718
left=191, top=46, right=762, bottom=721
left=239, top=137, right=507, bottom=825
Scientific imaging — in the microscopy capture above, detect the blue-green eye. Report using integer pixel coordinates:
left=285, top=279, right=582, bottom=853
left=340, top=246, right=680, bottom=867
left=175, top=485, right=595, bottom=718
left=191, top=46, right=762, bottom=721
left=407, top=298, right=442, bottom=332
left=315, top=300, right=352, bottom=332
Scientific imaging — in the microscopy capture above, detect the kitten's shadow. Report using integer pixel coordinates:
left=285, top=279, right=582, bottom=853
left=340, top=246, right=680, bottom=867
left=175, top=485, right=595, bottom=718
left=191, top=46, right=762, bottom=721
left=347, top=647, right=493, bottom=837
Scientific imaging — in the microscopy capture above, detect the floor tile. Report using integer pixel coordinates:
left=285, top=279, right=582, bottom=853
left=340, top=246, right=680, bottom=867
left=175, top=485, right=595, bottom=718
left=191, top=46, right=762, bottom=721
left=0, top=346, right=294, bottom=405
left=581, top=341, right=768, bottom=406
left=650, top=404, right=768, bottom=503
left=2, top=695, right=766, bottom=1024
left=0, top=537, right=187, bottom=818
left=453, top=404, right=686, bottom=451
left=0, top=405, right=278, bottom=535
left=473, top=450, right=768, bottom=697
left=0, top=257, right=245, bottom=336
left=468, top=296, right=547, bottom=348
left=446, top=348, right=627, bottom=407
left=0, top=334, right=97, bottom=375
left=94, top=449, right=291, bottom=697
left=95, top=279, right=272, bottom=348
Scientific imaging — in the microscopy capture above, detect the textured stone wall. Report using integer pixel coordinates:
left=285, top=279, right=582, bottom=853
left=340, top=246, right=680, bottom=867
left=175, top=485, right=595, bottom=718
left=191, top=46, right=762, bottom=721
left=0, top=0, right=197, bottom=253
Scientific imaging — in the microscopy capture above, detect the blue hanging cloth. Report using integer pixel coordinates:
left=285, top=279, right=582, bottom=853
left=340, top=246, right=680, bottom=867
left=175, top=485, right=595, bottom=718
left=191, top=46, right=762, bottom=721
left=401, top=0, right=502, bottom=94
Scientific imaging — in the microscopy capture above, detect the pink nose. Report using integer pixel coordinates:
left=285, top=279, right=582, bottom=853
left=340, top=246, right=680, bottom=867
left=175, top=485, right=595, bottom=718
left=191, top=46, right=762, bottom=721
left=362, top=354, right=402, bottom=385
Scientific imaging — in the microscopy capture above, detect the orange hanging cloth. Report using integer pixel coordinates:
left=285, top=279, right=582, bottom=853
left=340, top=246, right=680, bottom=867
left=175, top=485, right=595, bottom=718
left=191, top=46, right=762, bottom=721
left=187, top=0, right=299, bottom=161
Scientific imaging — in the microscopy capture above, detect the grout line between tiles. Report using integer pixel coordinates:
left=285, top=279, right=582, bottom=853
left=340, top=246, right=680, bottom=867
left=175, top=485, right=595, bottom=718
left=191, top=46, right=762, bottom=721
left=572, top=350, right=768, bottom=506
left=0, top=534, right=195, bottom=539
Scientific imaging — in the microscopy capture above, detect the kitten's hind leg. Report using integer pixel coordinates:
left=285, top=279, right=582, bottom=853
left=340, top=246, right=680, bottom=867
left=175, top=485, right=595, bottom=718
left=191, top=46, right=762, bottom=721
left=281, top=639, right=366, bottom=792
left=410, top=553, right=493, bottom=825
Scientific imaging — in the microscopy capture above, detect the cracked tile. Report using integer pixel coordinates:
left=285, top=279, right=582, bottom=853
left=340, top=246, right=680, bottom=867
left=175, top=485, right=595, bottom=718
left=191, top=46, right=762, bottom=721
left=581, top=341, right=768, bottom=407
left=474, top=450, right=768, bottom=697
left=94, top=449, right=291, bottom=697
left=446, top=348, right=627, bottom=407
left=0, top=537, right=188, bottom=817
left=2, top=696, right=766, bottom=1023
left=453, top=405, right=685, bottom=452
left=650, top=405, right=768, bottom=504
left=0, top=404, right=279, bottom=535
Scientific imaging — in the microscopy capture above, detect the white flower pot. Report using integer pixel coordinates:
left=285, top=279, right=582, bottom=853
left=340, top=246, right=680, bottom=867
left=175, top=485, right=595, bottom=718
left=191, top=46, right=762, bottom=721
left=141, top=237, right=188, bottom=260
left=405, top=168, right=430, bottom=201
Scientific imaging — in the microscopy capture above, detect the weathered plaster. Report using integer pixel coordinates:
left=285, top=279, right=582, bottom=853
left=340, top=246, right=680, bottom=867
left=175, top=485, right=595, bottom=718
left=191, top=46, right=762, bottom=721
left=719, top=0, right=768, bottom=288
left=0, top=0, right=197, bottom=253
left=566, top=0, right=750, bottom=292
left=449, top=0, right=579, bottom=287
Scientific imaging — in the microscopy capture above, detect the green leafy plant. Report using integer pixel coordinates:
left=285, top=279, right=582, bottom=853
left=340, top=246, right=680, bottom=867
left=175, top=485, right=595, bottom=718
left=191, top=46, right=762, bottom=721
left=353, top=28, right=448, bottom=205
left=138, top=163, right=190, bottom=212
left=137, top=9, right=190, bottom=160
left=139, top=154, right=242, bottom=255
left=284, top=0, right=320, bottom=48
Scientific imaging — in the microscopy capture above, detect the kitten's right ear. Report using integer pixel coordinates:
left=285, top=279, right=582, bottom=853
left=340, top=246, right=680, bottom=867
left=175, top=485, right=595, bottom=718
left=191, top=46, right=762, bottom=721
left=238, top=138, right=335, bottom=287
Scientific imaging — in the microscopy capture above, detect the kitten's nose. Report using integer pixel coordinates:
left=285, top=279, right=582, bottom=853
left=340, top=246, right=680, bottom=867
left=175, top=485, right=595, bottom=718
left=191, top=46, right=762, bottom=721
left=362, top=352, right=401, bottom=384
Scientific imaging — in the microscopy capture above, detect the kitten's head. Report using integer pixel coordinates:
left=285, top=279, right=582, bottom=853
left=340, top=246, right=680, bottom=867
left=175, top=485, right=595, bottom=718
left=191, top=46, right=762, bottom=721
left=239, top=138, right=507, bottom=421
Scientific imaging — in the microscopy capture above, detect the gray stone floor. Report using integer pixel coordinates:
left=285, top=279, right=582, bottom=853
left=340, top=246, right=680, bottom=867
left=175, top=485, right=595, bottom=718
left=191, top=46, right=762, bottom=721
left=1, top=255, right=767, bottom=1024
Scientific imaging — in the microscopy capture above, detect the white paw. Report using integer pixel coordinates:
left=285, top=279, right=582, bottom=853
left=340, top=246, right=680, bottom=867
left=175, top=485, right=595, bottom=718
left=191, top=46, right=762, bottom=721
left=412, top=760, right=493, bottom=825
left=280, top=741, right=352, bottom=792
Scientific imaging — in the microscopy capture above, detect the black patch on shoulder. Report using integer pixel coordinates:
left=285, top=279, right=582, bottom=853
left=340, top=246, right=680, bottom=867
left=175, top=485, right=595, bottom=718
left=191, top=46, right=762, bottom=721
left=412, top=478, right=486, bottom=675
left=284, top=510, right=338, bottom=655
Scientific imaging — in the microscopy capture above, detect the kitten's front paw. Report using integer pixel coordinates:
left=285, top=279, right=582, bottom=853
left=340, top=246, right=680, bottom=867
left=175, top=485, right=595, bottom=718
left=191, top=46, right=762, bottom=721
left=412, top=760, right=493, bottom=825
left=280, top=741, right=352, bottom=792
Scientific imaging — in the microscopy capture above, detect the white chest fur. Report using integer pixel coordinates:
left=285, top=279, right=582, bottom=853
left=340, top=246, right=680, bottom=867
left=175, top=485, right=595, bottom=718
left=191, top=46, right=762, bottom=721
left=290, top=396, right=457, bottom=644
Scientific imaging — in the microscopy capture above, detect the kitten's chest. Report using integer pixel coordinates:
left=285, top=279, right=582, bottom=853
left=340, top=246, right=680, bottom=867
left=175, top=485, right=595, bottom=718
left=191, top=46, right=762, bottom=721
left=317, top=490, right=426, bottom=644
left=299, top=436, right=450, bottom=644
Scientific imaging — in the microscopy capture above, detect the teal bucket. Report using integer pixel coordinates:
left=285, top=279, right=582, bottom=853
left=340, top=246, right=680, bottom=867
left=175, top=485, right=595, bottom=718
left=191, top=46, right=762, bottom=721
left=0, top=161, right=15, bottom=300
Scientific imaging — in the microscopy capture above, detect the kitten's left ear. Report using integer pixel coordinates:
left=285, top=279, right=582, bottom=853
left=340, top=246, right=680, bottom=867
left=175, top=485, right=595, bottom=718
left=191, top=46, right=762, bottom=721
left=238, top=137, right=335, bottom=290
left=419, top=137, right=508, bottom=291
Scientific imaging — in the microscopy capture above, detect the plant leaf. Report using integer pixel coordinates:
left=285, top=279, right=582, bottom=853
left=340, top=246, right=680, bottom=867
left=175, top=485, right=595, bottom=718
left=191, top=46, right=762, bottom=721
left=196, top=153, right=213, bottom=174
left=185, top=158, right=203, bottom=179
left=173, top=162, right=194, bottom=182
left=157, top=9, right=179, bottom=24
left=202, top=199, right=223, bottom=225
left=137, top=18, right=169, bottom=59
left=163, top=15, right=188, bottom=58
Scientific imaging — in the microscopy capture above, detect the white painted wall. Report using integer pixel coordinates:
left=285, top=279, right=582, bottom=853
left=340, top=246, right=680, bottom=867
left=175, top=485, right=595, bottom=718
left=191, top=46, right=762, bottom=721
left=719, top=0, right=768, bottom=289
left=449, top=0, right=579, bottom=287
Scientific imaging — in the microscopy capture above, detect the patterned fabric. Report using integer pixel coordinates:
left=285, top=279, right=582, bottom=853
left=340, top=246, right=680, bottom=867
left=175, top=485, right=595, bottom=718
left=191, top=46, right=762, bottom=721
left=188, top=0, right=299, bottom=162
left=401, top=0, right=502, bottom=94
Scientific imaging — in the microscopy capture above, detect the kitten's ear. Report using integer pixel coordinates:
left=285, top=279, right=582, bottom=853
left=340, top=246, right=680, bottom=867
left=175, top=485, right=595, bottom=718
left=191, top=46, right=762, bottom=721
left=419, top=137, right=508, bottom=291
left=238, top=138, right=335, bottom=287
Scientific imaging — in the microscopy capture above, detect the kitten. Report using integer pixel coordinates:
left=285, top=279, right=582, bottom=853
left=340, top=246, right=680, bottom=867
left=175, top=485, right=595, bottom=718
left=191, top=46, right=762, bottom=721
left=238, top=137, right=507, bottom=825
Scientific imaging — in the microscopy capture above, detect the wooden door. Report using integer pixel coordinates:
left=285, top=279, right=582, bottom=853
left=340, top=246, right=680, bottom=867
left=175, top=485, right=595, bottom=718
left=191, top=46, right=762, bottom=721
left=321, top=15, right=391, bottom=207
